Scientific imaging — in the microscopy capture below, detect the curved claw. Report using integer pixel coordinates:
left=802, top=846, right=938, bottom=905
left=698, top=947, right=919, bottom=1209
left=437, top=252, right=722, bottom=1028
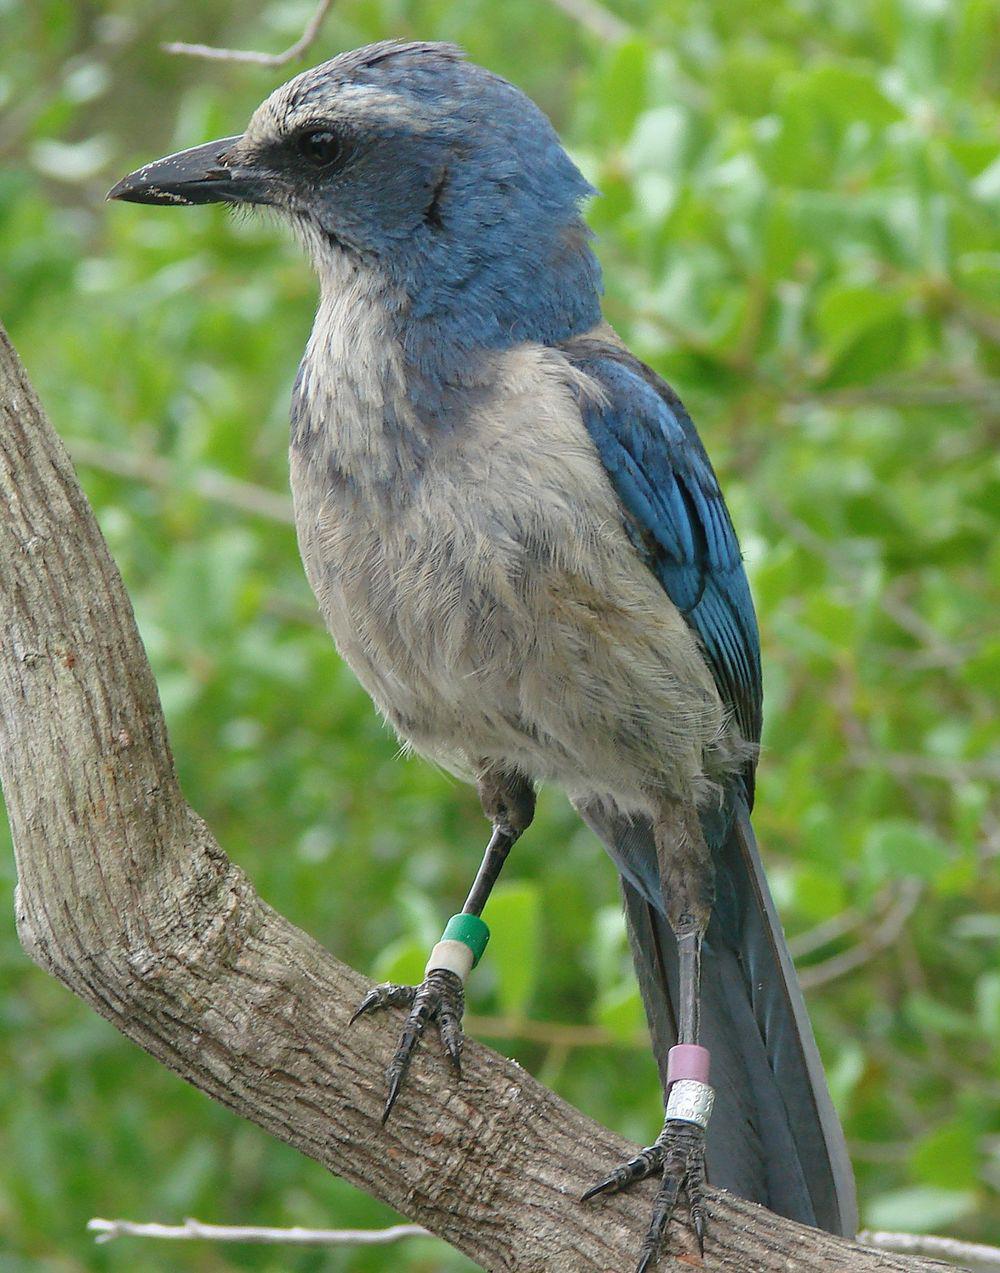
left=382, top=1067, right=408, bottom=1124
left=352, top=969, right=466, bottom=1123
left=438, top=998, right=464, bottom=1077
left=349, top=982, right=416, bottom=1025
left=637, top=1168, right=683, bottom=1272
left=581, top=1146, right=664, bottom=1201
left=580, top=1174, right=618, bottom=1204
left=685, top=1146, right=708, bottom=1256
left=586, top=1119, right=707, bottom=1271
left=692, top=1202, right=706, bottom=1258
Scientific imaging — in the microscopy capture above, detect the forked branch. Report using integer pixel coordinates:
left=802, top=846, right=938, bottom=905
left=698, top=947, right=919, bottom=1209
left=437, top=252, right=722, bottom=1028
left=0, top=322, right=948, bottom=1271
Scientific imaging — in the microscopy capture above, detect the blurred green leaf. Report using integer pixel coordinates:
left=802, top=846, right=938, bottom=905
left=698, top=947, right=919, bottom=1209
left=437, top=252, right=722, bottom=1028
left=483, top=882, right=541, bottom=1018
left=815, top=285, right=909, bottom=356
left=905, top=991, right=977, bottom=1039
left=863, top=821, right=949, bottom=882
left=596, top=39, right=650, bottom=143
left=822, top=316, right=911, bottom=388
left=865, top=1186, right=978, bottom=1232
left=975, top=971, right=1000, bottom=1042
left=911, top=1122, right=980, bottom=1190
left=824, top=1040, right=866, bottom=1111
left=373, top=938, right=427, bottom=987
left=595, top=983, right=646, bottom=1043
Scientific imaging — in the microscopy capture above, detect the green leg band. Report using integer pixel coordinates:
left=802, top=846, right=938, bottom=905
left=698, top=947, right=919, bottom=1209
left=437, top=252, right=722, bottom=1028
left=441, top=912, right=490, bottom=967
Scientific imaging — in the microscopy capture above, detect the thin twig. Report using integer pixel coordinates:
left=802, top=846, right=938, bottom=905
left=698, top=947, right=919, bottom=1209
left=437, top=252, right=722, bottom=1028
left=792, top=378, right=1000, bottom=410
left=467, top=1013, right=645, bottom=1049
left=88, top=1217, right=430, bottom=1246
left=627, top=307, right=756, bottom=376
left=798, top=878, right=923, bottom=990
left=628, top=307, right=1000, bottom=411
left=93, top=1219, right=1000, bottom=1267
left=67, top=437, right=294, bottom=525
left=162, top=0, right=336, bottom=67
left=859, top=1229, right=1000, bottom=1268
left=847, top=1140, right=911, bottom=1165
left=260, top=592, right=324, bottom=628
left=848, top=747, right=1000, bottom=784
left=788, top=905, right=865, bottom=960
left=545, top=0, right=632, bottom=43
left=767, top=501, right=964, bottom=670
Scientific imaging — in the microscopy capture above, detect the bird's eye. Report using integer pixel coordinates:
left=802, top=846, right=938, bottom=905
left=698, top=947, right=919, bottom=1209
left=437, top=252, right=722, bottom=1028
left=298, top=129, right=344, bottom=168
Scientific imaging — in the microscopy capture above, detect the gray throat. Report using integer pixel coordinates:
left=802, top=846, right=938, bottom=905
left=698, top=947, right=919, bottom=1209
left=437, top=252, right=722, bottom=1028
left=290, top=257, right=425, bottom=491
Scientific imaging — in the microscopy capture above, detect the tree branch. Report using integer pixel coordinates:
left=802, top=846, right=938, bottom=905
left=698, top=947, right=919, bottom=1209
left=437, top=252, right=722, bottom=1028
left=0, top=321, right=950, bottom=1271
left=162, top=0, right=336, bottom=67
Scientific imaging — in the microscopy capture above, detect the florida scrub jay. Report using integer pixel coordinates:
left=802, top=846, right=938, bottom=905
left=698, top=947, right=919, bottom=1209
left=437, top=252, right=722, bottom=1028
left=110, top=41, right=856, bottom=1268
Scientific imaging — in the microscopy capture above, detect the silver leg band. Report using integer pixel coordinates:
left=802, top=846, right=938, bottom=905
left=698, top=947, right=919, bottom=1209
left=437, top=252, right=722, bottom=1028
left=665, top=1078, right=715, bottom=1130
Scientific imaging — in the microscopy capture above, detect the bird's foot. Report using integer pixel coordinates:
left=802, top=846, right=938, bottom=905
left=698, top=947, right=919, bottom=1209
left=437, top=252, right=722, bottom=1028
left=350, top=967, right=465, bottom=1122
left=582, top=1119, right=707, bottom=1271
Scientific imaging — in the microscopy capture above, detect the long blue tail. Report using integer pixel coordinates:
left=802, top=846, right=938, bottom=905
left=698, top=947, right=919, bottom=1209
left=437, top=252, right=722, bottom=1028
left=576, top=794, right=857, bottom=1235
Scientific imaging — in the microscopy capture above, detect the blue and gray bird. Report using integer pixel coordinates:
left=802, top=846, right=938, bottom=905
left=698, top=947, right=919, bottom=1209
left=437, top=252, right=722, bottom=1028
left=109, top=40, right=857, bottom=1267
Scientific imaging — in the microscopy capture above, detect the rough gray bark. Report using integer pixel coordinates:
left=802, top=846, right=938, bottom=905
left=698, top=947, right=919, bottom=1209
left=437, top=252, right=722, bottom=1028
left=0, top=322, right=950, bottom=1272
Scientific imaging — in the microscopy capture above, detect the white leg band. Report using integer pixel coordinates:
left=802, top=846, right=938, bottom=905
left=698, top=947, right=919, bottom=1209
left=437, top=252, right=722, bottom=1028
left=425, top=939, right=474, bottom=982
left=666, top=1079, right=715, bottom=1130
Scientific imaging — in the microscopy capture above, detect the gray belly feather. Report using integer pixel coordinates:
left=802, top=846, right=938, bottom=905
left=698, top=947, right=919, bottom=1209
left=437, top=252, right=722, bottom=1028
left=290, top=325, right=742, bottom=817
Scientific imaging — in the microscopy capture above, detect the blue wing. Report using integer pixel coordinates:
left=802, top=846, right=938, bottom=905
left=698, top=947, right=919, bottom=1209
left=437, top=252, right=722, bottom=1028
left=565, top=341, right=762, bottom=770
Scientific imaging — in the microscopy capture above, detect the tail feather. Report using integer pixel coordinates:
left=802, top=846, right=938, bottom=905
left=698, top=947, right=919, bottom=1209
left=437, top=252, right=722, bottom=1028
left=576, top=796, right=857, bottom=1236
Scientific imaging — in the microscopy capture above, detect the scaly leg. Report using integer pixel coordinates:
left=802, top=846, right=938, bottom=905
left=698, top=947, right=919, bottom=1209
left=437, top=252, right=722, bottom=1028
left=352, top=766, right=535, bottom=1121
left=584, top=801, right=715, bottom=1269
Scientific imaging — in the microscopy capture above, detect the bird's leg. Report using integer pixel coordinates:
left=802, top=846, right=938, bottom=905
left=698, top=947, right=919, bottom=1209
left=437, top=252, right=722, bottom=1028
left=584, top=802, right=714, bottom=1270
left=351, top=766, right=535, bottom=1122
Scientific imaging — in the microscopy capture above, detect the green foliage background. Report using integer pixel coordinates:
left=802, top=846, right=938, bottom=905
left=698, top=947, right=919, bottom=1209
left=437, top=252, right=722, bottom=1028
left=1, top=0, right=998, bottom=1268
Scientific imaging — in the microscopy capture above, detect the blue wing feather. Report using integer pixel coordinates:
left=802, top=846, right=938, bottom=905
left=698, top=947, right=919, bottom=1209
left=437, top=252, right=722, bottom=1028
left=564, top=346, right=856, bottom=1233
left=564, top=342, right=763, bottom=771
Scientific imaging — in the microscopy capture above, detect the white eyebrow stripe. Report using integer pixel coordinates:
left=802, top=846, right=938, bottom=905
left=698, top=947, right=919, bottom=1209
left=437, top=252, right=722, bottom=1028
left=245, top=80, right=440, bottom=150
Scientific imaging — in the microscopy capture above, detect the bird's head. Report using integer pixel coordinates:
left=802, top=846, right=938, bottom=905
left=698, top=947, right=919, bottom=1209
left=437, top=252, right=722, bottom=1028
left=109, top=41, right=603, bottom=352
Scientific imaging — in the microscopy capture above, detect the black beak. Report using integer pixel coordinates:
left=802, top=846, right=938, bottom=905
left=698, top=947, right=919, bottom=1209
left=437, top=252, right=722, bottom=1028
left=107, top=135, right=270, bottom=207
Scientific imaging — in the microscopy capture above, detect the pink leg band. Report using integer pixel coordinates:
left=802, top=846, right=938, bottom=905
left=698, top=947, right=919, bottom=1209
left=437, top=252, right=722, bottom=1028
left=667, top=1043, right=710, bottom=1085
